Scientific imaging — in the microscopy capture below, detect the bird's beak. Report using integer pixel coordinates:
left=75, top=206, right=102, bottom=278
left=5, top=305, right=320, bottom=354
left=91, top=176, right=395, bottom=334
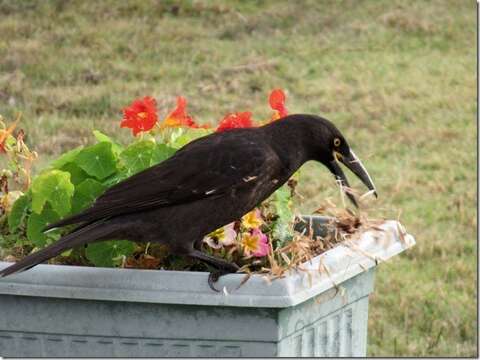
left=329, top=150, right=377, bottom=207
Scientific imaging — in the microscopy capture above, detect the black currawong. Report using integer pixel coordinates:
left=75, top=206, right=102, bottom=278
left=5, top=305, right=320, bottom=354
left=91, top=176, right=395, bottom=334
left=0, top=114, right=377, bottom=290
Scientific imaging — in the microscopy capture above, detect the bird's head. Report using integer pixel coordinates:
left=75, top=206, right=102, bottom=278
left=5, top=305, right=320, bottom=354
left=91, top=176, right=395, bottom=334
left=301, top=115, right=378, bottom=207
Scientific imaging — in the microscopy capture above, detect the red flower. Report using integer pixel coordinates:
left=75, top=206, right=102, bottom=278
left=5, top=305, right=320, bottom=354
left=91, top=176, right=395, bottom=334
left=120, top=96, right=158, bottom=136
left=216, top=112, right=253, bottom=132
left=269, top=89, right=288, bottom=120
left=162, top=96, right=200, bottom=128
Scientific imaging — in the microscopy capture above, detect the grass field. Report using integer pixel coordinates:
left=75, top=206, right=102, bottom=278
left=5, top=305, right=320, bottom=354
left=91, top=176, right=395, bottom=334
left=0, top=0, right=477, bottom=356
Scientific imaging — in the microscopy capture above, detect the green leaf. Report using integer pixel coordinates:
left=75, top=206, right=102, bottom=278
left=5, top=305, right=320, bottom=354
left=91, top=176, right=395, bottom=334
left=61, top=249, right=73, bottom=257
left=71, top=178, right=106, bottom=214
left=170, top=128, right=211, bottom=149
left=8, top=194, right=31, bottom=232
left=101, top=171, right=128, bottom=188
left=166, top=127, right=185, bottom=144
left=93, top=130, right=124, bottom=155
left=120, top=140, right=156, bottom=176
left=31, top=170, right=75, bottom=216
left=75, top=142, right=117, bottom=180
left=4, top=134, right=16, bottom=149
left=272, top=184, right=294, bottom=246
left=85, top=240, right=135, bottom=267
left=60, top=162, right=90, bottom=186
left=49, top=146, right=83, bottom=169
left=151, top=143, right=176, bottom=165
left=27, top=206, right=61, bottom=247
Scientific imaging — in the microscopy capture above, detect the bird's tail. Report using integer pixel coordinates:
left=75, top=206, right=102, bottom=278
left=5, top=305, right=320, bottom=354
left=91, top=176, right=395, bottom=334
left=0, top=221, right=111, bottom=278
left=42, top=208, right=95, bottom=232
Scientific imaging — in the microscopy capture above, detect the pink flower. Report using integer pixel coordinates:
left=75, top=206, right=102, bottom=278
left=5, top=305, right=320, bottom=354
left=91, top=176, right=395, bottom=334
left=241, top=229, right=270, bottom=257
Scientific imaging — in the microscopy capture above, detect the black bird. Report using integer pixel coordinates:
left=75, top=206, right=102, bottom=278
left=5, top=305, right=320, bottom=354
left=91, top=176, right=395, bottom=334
left=0, top=115, right=377, bottom=288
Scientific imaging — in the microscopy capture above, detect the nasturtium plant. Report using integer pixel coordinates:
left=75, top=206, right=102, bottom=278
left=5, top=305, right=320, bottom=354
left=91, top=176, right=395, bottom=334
left=169, top=128, right=211, bottom=148
left=27, top=206, right=61, bottom=247
left=49, top=147, right=83, bottom=169
left=1, top=89, right=300, bottom=271
left=75, top=142, right=118, bottom=181
left=271, top=183, right=295, bottom=246
left=31, top=170, right=75, bottom=217
left=152, top=143, right=176, bottom=164
left=71, top=179, right=106, bottom=214
left=60, top=162, right=90, bottom=186
left=120, top=140, right=156, bottom=176
left=85, top=240, right=136, bottom=268
left=92, top=130, right=123, bottom=155
left=8, top=193, right=30, bottom=233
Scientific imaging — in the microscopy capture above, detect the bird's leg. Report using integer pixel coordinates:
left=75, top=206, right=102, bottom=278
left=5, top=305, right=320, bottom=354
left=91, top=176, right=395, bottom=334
left=188, top=249, right=239, bottom=272
left=188, top=250, right=240, bottom=292
left=193, top=237, right=203, bottom=251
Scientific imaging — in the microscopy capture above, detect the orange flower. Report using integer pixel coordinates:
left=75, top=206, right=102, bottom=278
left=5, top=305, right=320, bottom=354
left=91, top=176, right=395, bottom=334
left=162, top=96, right=200, bottom=128
left=216, top=111, right=253, bottom=133
left=269, top=89, right=288, bottom=120
left=0, top=120, right=18, bottom=153
left=120, top=96, right=158, bottom=136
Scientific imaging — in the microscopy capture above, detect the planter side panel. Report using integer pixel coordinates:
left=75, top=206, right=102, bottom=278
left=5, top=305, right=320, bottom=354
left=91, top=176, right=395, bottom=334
left=0, top=295, right=279, bottom=357
left=277, top=269, right=374, bottom=357
left=276, top=296, right=369, bottom=357
left=0, top=330, right=277, bottom=357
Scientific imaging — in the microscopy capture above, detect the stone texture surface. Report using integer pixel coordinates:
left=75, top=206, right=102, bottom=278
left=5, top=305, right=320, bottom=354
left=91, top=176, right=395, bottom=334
left=0, top=270, right=374, bottom=357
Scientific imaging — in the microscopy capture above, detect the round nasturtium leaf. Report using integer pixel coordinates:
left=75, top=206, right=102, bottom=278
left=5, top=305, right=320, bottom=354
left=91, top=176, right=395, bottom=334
left=71, top=178, right=106, bottom=214
left=120, top=140, right=156, bottom=176
left=93, top=130, right=124, bottom=156
left=49, top=146, right=83, bottom=169
left=8, top=193, right=31, bottom=232
left=152, top=143, right=176, bottom=165
left=85, top=240, right=135, bottom=268
left=170, top=128, right=211, bottom=149
left=31, top=170, right=75, bottom=217
left=27, top=206, right=61, bottom=248
left=60, top=162, right=90, bottom=186
left=75, top=142, right=117, bottom=180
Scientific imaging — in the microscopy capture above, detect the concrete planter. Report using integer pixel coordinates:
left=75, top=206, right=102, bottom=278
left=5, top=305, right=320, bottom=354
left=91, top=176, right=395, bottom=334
left=0, top=216, right=415, bottom=357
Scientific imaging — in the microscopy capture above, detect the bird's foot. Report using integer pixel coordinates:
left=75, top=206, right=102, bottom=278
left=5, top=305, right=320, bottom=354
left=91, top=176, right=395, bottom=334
left=207, top=263, right=240, bottom=292
left=208, top=270, right=226, bottom=292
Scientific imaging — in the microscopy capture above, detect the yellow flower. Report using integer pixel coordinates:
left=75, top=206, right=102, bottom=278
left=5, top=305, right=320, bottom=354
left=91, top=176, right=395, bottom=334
left=241, top=209, right=263, bottom=229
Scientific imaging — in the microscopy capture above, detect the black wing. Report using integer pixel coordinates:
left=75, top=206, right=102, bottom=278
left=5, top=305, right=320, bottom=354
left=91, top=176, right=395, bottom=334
left=45, top=131, right=280, bottom=230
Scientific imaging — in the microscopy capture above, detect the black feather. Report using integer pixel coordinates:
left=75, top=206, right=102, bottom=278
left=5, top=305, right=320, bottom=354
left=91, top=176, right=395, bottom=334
left=1, top=221, right=110, bottom=277
left=45, top=130, right=277, bottom=231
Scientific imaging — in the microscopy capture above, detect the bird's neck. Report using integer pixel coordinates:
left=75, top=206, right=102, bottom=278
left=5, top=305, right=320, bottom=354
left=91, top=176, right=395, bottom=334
left=261, top=117, right=317, bottom=172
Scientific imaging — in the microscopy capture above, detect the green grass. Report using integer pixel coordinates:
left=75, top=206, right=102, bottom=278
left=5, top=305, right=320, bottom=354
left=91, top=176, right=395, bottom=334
left=0, top=0, right=476, bottom=356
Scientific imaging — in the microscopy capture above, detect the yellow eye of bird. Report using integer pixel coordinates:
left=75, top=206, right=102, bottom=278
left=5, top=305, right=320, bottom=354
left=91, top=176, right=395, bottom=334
left=334, top=138, right=341, bottom=147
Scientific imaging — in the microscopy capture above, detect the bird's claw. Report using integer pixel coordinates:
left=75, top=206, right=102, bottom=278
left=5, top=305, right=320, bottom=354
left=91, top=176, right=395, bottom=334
left=208, top=270, right=223, bottom=292
left=207, top=263, right=240, bottom=292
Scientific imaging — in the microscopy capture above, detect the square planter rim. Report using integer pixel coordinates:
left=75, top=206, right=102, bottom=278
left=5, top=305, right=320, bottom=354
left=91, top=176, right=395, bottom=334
left=0, top=216, right=415, bottom=308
